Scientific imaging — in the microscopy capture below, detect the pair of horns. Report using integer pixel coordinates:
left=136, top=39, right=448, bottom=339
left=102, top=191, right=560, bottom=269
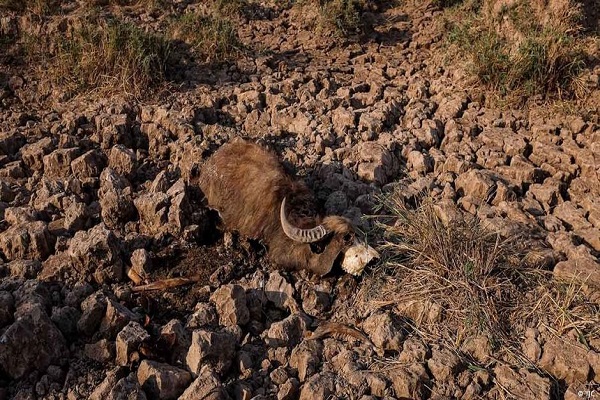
left=280, top=197, right=328, bottom=243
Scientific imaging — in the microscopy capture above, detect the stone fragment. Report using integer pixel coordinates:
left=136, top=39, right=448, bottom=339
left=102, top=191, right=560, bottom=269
left=455, top=169, right=496, bottom=202
left=92, top=114, right=132, bottom=149
left=0, top=303, right=68, bottom=379
left=129, top=248, right=152, bottom=284
left=115, top=321, right=150, bottom=366
left=553, top=201, right=593, bottom=231
left=51, top=305, right=80, bottom=338
left=108, top=145, right=136, bottom=177
left=385, top=363, right=429, bottom=399
left=407, top=150, right=433, bottom=176
left=427, top=346, right=461, bottom=382
left=363, top=310, right=404, bottom=352
left=356, top=142, right=398, bottom=185
left=186, top=330, right=236, bottom=376
left=493, top=365, right=551, bottom=400
left=6, top=259, right=41, bottom=278
left=178, top=365, right=229, bottom=400
left=88, top=367, right=128, bottom=400
left=134, top=192, right=170, bottom=235
left=160, top=319, right=192, bottom=364
left=67, top=224, right=123, bottom=284
left=210, top=284, right=249, bottom=327
left=21, top=137, right=54, bottom=172
left=290, top=340, right=323, bottom=382
left=554, top=258, right=600, bottom=291
left=0, top=291, right=14, bottom=328
left=137, top=360, right=192, bottom=400
left=278, top=378, right=299, bottom=400
left=64, top=201, right=89, bottom=232
left=299, top=372, right=335, bottom=400
left=461, top=336, right=492, bottom=363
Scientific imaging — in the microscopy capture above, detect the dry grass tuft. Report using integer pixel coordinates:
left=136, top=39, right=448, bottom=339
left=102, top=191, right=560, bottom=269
left=0, top=0, right=60, bottom=14
left=36, top=18, right=172, bottom=98
left=443, top=0, right=592, bottom=102
left=359, top=191, right=599, bottom=364
left=169, top=10, right=241, bottom=62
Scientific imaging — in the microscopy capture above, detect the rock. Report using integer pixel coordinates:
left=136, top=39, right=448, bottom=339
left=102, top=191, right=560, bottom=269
left=324, top=190, right=349, bottom=215
left=493, top=365, right=551, bottom=400
left=299, top=372, right=336, bottom=400
left=106, top=373, right=147, bottom=400
left=100, top=298, right=141, bottom=339
left=67, top=224, right=124, bottom=284
left=64, top=201, right=90, bottom=232
left=115, top=321, right=150, bottom=366
left=85, top=339, right=116, bottom=363
left=265, top=271, right=295, bottom=310
left=0, top=221, right=54, bottom=261
left=77, top=291, right=107, bottom=335
left=210, top=284, right=249, bottom=326
left=92, top=114, right=132, bottom=150
left=98, top=168, right=136, bottom=229
left=89, top=367, right=128, bottom=400
left=129, top=248, right=152, bottom=284
left=356, top=142, right=398, bottom=185
left=407, top=150, right=434, bottom=176
left=299, top=282, right=331, bottom=316
left=137, top=360, right=192, bottom=400
left=290, top=340, right=323, bottom=382
left=553, top=201, right=593, bottom=231
left=0, top=303, right=68, bottom=379
left=108, top=145, right=136, bottom=177
left=161, top=319, right=192, bottom=364
left=0, top=290, right=14, bottom=328
left=178, top=365, right=229, bottom=400
left=71, top=150, right=105, bottom=180
left=522, top=328, right=542, bottom=363
left=186, top=303, right=218, bottom=329
left=539, top=337, right=590, bottom=384
left=43, top=148, right=80, bottom=178
left=363, top=310, right=404, bottom=352
left=266, top=314, right=308, bottom=348
left=554, top=258, right=600, bottom=291
left=427, top=346, right=461, bottom=382
left=186, top=329, right=237, bottom=376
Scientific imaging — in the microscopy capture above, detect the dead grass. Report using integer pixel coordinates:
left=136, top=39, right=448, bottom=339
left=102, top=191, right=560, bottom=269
left=358, top=192, right=599, bottom=364
left=169, top=10, right=241, bottom=62
left=0, top=0, right=60, bottom=14
left=296, top=0, right=377, bottom=36
left=35, top=18, right=172, bottom=98
left=443, top=0, right=591, bottom=102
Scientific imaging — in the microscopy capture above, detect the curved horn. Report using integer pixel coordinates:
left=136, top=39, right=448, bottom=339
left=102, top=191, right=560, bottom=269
left=280, top=197, right=328, bottom=243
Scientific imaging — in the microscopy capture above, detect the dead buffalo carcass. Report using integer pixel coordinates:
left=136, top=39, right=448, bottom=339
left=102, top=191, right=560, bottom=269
left=198, top=138, right=379, bottom=276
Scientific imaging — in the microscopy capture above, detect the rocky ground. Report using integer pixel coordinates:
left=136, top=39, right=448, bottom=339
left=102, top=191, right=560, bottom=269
left=0, top=0, right=600, bottom=399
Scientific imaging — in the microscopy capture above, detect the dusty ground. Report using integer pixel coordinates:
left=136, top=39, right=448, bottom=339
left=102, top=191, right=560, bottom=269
left=0, top=0, right=599, bottom=399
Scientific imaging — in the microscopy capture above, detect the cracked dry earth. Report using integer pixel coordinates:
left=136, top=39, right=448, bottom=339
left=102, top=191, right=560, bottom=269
left=1, top=1, right=600, bottom=400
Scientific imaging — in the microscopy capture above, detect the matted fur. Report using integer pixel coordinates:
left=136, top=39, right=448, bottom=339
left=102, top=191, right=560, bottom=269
left=198, top=138, right=356, bottom=275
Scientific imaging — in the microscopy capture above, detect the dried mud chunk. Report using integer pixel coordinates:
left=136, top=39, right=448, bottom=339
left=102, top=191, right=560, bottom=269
left=539, top=337, right=590, bottom=384
left=363, top=310, right=405, bottom=352
left=93, top=113, right=132, bottom=150
left=178, top=365, right=229, bottom=400
left=290, top=340, right=323, bottom=382
left=137, top=359, right=192, bottom=400
left=0, top=220, right=54, bottom=261
left=427, top=346, right=461, bottom=382
left=493, top=365, right=550, bottom=400
left=455, top=169, right=497, bottom=202
left=186, top=329, right=236, bottom=376
left=108, top=145, right=136, bottom=177
left=299, top=371, right=336, bottom=400
left=134, top=192, right=170, bottom=235
left=100, top=298, right=142, bottom=339
left=43, top=148, right=80, bottom=178
left=98, top=168, right=136, bottom=229
left=0, top=303, right=68, bottom=379
left=0, top=290, right=14, bottom=328
left=67, top=224, right=124, bottom=284
left=385, top=363, right=429, bottom=399
left=265, top=271, right=295, bottom=310
left=77, top=291, right=107, bottom=335
left=266, top=314, right=308, bottom=348
left=356, top=142, right=398, bottom=185
left=0, top=130, right=25, bottom=156
left=71, top=149, right=104, bottom=180
left=115, top=321, right=150, bottom=366
left=210, top=284, right=249, bottom=327
left=85, top=339, right=115, bottom=363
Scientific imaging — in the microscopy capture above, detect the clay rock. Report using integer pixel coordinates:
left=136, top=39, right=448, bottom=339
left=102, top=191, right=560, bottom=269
left=0, top=303, right=68, bottom=379
left=0, top=220, right=54, bottom=261
left=210, top=284, right=249, bottom=326
left=186, top=329, right=237, bottom=376
left=84, top=339, right=115, bottom=363
left=278, top=378, right=300, bottom=400
left=461, top=336, right=492, bottom=364
left=100, top=298, right=142, bottom=339
left=384, top=363, right=429, bottom=399
left=92, top=113, right=132, bottom=150
left=108, top=145, right=136, bottom=177
left=115, top=321, right=150, bottom=366
left=6, top=259, right=41, bottom=278
left=105, top=373, right=147, bottom=400
left=290, top=340, right=323, bottom=382
left=493, top=364, right=551, bottom=400
left=363, top=310, right=405, bottom=352
left=0, top=130, right=25, bottom=156
left=299, top=282, right=331, bottom=316
left=98, top=168, right=136, bottom=229
left=539, top=337, right=590, bottom=384
left=186, top=303, right=218, bottom=329
left=67, top=224, right=124, bottom=283
left=137, top=360, right=191, bottom=400
left=407, top=150, right=434, bottom=176
left=0, top=290, right=14, bottom=328
left=178, top=365, right=229, bottom=400
left=161, top=319, right=192, bottom=365
left=266, top=314, right=308, bottom=348
left=71, top=149, right=105, bottom=180
left=51, top=305, right=81, bottom=338
left=554, top=257, right=600, bottom=291
left=356, top=142, right=399, bottom=185
left=64, top=200, right=90, bottom=232
left=77, top=291, right=107, bottom=335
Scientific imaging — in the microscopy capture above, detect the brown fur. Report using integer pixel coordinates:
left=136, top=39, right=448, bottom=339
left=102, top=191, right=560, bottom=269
left=198, top=138, right=356, bottom=275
